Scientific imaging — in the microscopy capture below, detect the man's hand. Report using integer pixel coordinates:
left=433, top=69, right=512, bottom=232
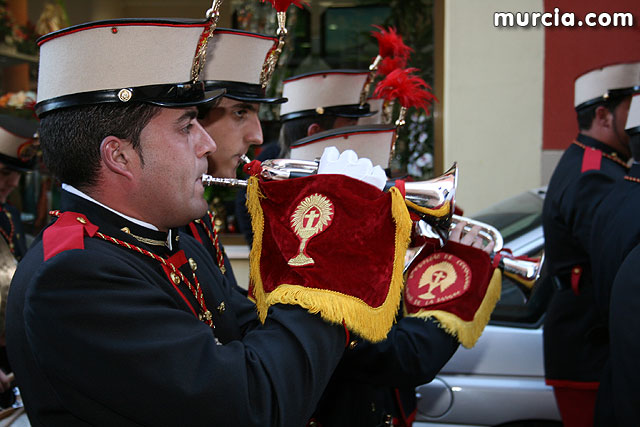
left=449, top=221, right=495, bottom=254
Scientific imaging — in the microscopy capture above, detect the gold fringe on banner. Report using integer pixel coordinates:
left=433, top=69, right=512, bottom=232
left=406, top=268, right=502, bottom=349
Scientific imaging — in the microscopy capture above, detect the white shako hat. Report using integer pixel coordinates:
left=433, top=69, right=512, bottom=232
left=0, top=114, right=39, bottom=172
left=202, top=28, right=286, bottom=104
left=279, top=70, right=376, bottom=121
left=35, top=18, right=226, bottom=117
left=625, top=94, right=640, bottom=136
left=290, top=124, right=396, bottom=169
left=357, top=98, right=386, bottom=125
left=574, top=62, right=640, bottom=110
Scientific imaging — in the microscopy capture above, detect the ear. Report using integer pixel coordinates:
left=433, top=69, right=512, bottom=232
left=100, top=136, right=136, bottom=180
left=307, top=123, right=323, bottom=136
left=594, top=105, right=613, bottom=129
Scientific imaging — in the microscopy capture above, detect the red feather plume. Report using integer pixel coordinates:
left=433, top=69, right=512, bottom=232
left=373, top=68, right=438, bottom=115
left=377, top=56, right=407, bottom=77
left=261, top=0, right=307, bottom=13
left=371, top=25, right=412, bottom=60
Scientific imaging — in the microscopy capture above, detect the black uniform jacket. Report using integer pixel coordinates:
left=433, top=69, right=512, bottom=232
left=311, top=314, right=459, bottom=427
left=0, top=202, right=28, bottom=260
left=182, top=212, right=243, bottom=293
left=542, top=134, right=628, bottom=384
left=6, top=190, right=345, bottom=427
left=590, top=164, right=640, bottom=425
left=590, top=163, right=640, bottom=316
left=594, top=243, right=640, bottom=426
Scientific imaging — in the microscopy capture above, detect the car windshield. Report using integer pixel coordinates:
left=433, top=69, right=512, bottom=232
left=470, top=188, right=549, bottom=327
left=472, top=188, right=545, bottom=243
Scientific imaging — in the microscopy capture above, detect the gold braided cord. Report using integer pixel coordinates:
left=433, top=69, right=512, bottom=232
left=359, top=55, right=382, bottom=106
left=191, top=0, right=223, bottom=82
left=48, top=210, right=214, bottom=327
left=194, top=212, right=226, bottom=273
left=121, top=227, right=166, bottom=247
left=260, top=12, right=287, bottom=89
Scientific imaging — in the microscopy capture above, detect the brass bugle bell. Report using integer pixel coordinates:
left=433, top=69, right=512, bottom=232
left=202, top=160, right=458, bottom=224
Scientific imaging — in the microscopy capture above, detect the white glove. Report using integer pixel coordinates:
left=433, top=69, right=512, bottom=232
left=317, top=146, right=387, bottom=191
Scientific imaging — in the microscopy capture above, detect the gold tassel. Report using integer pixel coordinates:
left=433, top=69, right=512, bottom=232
left=246, top=176, right=269, bottom=321
left=407, top=268, right=502, bottom=348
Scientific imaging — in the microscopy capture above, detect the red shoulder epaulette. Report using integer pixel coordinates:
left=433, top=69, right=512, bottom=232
left=581, top=146, right=602, bottom=173
left=42, top=211, right=99, bottom=261
left=574, top=140, right=628, bottom=171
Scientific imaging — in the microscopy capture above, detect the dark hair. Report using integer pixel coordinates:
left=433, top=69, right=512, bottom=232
left=280, top=114, right=337, bottom=155
left=576, top=95, right=629, bottom=131
left=39, top=103, right=161, bottom=188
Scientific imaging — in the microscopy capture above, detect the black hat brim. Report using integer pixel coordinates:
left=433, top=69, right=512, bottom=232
left=280, top=103, right=375, bottom=122
left=35, top=83, right=226, bottom=116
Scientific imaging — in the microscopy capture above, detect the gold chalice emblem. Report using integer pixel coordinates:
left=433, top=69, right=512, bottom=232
left=288, top=193, right=334, bottom=267
left=419, top=262, right=457, bottom=300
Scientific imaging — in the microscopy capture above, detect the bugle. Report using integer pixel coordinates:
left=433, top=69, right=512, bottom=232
left=202, top=159, right=458, bottom=225
left=412, top=217, right=543, bottom=288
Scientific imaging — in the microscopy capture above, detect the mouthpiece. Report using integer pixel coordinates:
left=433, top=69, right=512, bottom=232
left=202, top=174, right=248, bottom=187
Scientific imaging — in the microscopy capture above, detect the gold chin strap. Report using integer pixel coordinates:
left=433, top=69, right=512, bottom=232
left=120, top=227, right=167, bottom=247
left=191, top=0, right=223, bottom=83
left=359, top=54, right=382, bottom=106
left=260, top=12, right=288, bottom=89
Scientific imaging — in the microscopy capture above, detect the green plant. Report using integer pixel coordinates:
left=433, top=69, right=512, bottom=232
left=386, top=0, right=435, bottom=179
left=0, top=0, right=39, bottom=55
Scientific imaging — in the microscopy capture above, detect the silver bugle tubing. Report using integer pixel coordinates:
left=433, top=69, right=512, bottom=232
left=202, top=175, right=249, bottom=187
left=499, top=252, right=545, bottom=289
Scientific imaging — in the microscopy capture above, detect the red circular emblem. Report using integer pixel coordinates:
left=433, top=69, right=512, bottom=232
left=405, top=252, right=472, bottom=308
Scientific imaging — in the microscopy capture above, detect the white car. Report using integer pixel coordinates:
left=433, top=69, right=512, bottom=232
left=414, top=188, right=562, bottom=427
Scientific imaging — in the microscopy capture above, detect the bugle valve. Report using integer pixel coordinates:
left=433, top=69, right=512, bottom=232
left=451, top=214, right=503, bottom=253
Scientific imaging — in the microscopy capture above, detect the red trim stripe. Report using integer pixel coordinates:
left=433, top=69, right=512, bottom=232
left=162, top=265, right=198, bottom=316
left=214, top=29, right=278, bottom=42
left=545, top=379, right=600, bottom=390
left=38, top=21, right=209, bottom=46
left=188, top=222, right=204, bottom=245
